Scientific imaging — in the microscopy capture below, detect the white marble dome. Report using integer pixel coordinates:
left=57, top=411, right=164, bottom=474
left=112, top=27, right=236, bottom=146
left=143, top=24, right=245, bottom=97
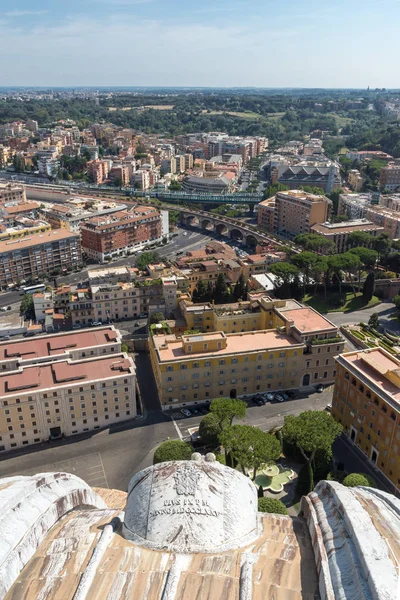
left=122, top=453, right=260, bottom=553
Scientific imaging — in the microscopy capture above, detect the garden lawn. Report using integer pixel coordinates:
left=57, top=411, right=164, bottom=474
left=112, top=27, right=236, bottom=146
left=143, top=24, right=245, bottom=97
left=303, top=292, right=381, bottom=314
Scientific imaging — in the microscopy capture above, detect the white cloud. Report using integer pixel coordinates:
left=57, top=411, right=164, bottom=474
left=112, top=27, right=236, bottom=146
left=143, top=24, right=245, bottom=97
left=5, top=10, right=48, bottom=17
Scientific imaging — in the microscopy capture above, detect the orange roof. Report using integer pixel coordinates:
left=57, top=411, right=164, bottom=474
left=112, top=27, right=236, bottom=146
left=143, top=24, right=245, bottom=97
left=0, top=355, right=133, bottom=397
left=0, top=229, right=79, bottom=254
left=3, top=202, right=39, bottom=215
left=0, top=327, right=118, bottom=362
left=153, top=329, right=303, bottom=362
left=279, top=307, right=337, bottom=333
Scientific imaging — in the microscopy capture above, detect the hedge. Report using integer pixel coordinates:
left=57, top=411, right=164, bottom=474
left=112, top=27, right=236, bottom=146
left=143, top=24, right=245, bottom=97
left=258, top=497, right=288, bottom=515
left=342, top=473, right=376, bottom=488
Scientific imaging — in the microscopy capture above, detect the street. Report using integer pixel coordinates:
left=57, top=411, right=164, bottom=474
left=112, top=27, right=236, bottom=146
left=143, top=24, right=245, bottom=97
left=0, top=384, right=332, bottom=491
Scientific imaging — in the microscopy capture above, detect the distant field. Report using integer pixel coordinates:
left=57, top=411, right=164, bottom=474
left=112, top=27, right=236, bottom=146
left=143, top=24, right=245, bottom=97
left=326, top=113, right=354, bottom=127
left=144, top=105, right=174, bottom=110
left=201, top=109, right=263, bottom=120
left=265, top=112, right=285, bottom=120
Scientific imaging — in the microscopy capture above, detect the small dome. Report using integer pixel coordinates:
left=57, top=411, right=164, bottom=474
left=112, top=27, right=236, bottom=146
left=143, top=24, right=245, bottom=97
left=123, top=457, right=259, bottom=553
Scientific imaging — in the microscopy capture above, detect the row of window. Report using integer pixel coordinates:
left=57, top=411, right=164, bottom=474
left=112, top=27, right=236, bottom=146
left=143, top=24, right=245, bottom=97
left=166, top=353, right=290, bottom=371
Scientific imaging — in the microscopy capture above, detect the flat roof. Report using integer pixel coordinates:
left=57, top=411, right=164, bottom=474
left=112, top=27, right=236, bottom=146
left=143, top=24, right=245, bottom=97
left=0, top=229, right=79, bottom=253
left=311, top=221, right=382, bottom=234
left=154, top=329, right=302, bottom=362
left=0, top=354, right=132, bottom=397
left=339, top=348, right=400, bottom=406
left=0, top=327, right=119, bottom=362
left=278, top=307, right=337, bottom=333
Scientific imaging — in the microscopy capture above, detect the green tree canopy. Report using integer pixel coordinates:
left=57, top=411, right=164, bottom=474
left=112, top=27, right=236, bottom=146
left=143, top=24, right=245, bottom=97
left=294, top=233, right=335, bottom=254
left=213, top=272, right=231, bottom=303
left=269, top=262, right=299, bottom=285
left=149, top=311, right=165, bottom=325
left=342, top=473, right=376, bottom=488
left=20, top=294, right=35, bottom=320
left=258, top=497, right=288, bottom=515
left=233, top=273, right=247, bottom=301
left=153, top=440, right=192, bottom=464
left=198, top=413, right=221, bottom=447
left=362, top=271, right=375, bottom=302
left=209, top=397, right=247, bottom=429
left=347, top=231, right=373, bottom=248
left=282, top=410, right=343, bottom=465
left=291, top=251, right=320, bottom=295
left=372, top=232, right=392, bottom=258
left=220, top=425, right=281, bottom=479
left=135, top=251, right=160, bottom=270
left=393, top=294, right=400, bottom=310
left=368, top=312, right=379, bottom=330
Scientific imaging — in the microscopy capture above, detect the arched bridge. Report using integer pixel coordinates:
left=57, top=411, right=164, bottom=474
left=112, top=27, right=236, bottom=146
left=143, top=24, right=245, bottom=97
left=179, top=208, right=290, bottom=249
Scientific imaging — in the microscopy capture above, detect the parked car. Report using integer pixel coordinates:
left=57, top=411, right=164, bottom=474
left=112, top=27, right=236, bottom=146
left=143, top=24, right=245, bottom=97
left=274, top=394, right=284, bottom=403
left=287, top=390, right=296, bottom=398
left=325, top=404, right=332, bottom=412
left=281, top=392, right=289, bottom=401
left=263, top=393, right=274, bottom=402
left=316, top=384, right=324, bottom=393
left=183, top=231, right=188, bottom=236
left=0, top=335, right=10, bottom=340
left=134, top=322, right=140, bottom=327
left=180, top=409, right=191, bottom=417
left=254, top=398, right=264, bottom=406
left=92, top=321, right=102, bottom=326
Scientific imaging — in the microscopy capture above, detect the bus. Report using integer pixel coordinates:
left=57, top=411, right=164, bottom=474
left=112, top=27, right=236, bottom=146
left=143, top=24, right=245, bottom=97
left=21, top=284, right=46, bottom=294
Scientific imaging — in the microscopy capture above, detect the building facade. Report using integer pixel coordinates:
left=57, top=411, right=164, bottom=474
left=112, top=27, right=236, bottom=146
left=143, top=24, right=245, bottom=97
left=274, top=190, right=332, bottom=238
left=310, top=219, right=384, bottom=253
left=81, top=206, right=163, bottom=262
left=0, top=327, right=136, bottom=452
left=0, top=229, right=82, bottom=288
left=380, top=164, right=400, bottom=191
left=333, top=347, right=400, bottom=492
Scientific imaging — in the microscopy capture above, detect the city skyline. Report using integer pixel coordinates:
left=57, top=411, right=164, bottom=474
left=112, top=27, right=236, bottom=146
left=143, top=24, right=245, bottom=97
left=1, top=0, right=399, bottom=87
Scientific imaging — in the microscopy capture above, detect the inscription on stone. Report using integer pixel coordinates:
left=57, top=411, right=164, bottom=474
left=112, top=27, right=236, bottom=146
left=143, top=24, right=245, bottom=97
left=149, top=497, right=221, bottom=519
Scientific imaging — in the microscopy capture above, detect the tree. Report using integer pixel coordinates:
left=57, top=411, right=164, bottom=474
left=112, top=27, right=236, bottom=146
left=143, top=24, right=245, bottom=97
left=296, top=463, right=314, bottom=497
left=20, top=294, right=35, bottom=320
left=362, top=271, right=375, bottom=302
left=348, top=247, right=378, bottom=290
left=342, top=473, right=376, bottom=488
left=135, top=251, right=159, bottom=270
left=393, top=294, right=400, bottom=310
left=262, top=183, right=289, bottom=200
left=169, top=180, right=182, bottom=191
left=233, top=273, right=246, bottom=301
left=258, top=497, right=288, bottom=515
left=347, top=231, right=373, bottom=249
left=150, top=311, right=164, bottom=325
left=282, top=410, right=343, bottom=466
left=269, top=262, right=299, bottom=285
left=220, top=425, right=281, bottom=479
left=327, top=254, right=350, bottom=295
left=372, top=232, right=392, bottom=259
left=368, top=312, right=379, bottom=330
left=153, top=440, right=192, bottom=464
left=213, top=272, right=230, bottom=303
left=209, top=397, right=247, bottom=429
left=310, top=256, right=329, bottom=298
left=291, top=251, right=319, bottom=297
left=294, top=233, right=335, bottom=255
left=198, top=413, right=221, bottom=447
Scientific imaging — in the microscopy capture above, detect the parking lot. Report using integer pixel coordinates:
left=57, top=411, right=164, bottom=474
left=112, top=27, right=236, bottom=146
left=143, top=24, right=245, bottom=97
left=168, top=387, right=333, bottom=440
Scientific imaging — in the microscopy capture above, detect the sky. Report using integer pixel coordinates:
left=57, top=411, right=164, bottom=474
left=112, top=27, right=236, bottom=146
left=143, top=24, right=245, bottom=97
left=0, top=0, right=399, bottom=88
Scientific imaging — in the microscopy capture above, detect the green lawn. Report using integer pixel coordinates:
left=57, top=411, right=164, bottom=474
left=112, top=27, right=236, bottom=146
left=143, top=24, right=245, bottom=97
left=303, top=292, right=381, bottom=314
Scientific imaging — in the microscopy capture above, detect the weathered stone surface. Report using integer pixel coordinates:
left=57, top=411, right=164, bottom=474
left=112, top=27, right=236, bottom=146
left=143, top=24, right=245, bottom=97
left=123, top=456, right=260, bottom=553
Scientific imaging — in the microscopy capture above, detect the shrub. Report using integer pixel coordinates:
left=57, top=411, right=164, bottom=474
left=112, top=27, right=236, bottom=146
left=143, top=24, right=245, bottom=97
left=313, top=448, right=333, bottom=483
left=327, top=469, right=346, bottom=483
left=121, top=343, right=129, bottom=353
left=342, top=473, right=376, bottom=488
left=258, top=485, right=264, bottom=498
left=258, top=497, right=288, bottom=515
left=296, top=463, right=314, bottom=497
left=153, top=440, right=192, bottom=464
left=275, top=429, right=283, bottom=451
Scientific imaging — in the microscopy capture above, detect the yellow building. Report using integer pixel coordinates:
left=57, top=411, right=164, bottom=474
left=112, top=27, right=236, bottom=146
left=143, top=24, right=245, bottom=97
left=333, top=347, right=400, bottom=492
left=150, top=329, right=304, bottom=408
left=0, top=327, right=136, bottom=452
left=153, top=297, right=344, bottom=408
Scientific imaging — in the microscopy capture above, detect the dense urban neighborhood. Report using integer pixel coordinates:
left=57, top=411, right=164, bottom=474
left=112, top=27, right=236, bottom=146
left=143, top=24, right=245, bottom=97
left=1, top=86, right=400, bottom=600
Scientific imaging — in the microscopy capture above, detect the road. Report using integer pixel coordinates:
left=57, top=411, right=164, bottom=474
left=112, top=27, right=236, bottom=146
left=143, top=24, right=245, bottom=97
left=0, top=381, right=332, bottom=491
left=326, top=301, right=399, bottom=331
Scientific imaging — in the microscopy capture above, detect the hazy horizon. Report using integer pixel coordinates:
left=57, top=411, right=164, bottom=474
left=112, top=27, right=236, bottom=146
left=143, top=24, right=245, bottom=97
left=1, top=0, right=399, bottom=88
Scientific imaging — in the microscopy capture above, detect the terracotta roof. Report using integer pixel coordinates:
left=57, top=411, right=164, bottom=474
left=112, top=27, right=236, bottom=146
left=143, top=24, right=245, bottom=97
left=278, top=307, right=337, bottom=333
left=0, top=327, right=119, bottom=362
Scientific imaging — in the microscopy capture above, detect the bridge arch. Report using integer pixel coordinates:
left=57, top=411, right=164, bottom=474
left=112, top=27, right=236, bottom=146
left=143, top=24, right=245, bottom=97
left=201, top=219, right=213, bottom=231
left=215, top=223, right=229, bottom=236
left=230, top=228, right=244, bottom=242
left=245, top=234, right=258, bottom=248
left=185, top=215, right=199, bottom=227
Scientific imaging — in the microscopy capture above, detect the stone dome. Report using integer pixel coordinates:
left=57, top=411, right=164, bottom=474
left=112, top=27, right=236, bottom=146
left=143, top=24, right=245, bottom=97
left=122, top=454, right=260, bottom=553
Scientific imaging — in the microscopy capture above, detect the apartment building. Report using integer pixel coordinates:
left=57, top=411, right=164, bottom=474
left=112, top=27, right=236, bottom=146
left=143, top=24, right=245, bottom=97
left=33, top=291, right=54, bottom=322
left=0, top=229, right=82, bottom=288
left=274, top=190, right=332, bottom=238
left=81, top=206, right=163, bottom=262
left=332, top=347, right=400, bottom=492
left=337, top=192, right=373, bottom=219
left=132, top=169, right=151, bottom=190
left=347, top=169, right=364, bottom=192
left=380, top=194, right=400, bottom=211
left=364, top=205, right=400, bottom=239
left=184, top=153, right=194, bottom=170
left=0, top=327, right=136, bottom=452
left=380, top=164, right=400, bottom=191
left=0, top=182, right=26, bottom=203
left=152, top=297, right=344, bottom=408
left=87, top=159, right=109, bottom=184
left=310, top=219, right=384, bottom=253
left=257, top=197, right=275, bottom=231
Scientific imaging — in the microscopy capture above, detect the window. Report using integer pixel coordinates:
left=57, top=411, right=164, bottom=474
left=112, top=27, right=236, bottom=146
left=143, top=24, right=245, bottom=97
left=324, top=371, right=328, bottom=378
left=219, top=360, right=225, bottom=365
left=280, top=352, right=285, bottom=358
left=257, top=354, right=262, bottom=361
left=205, top=361, right=211, bottom=367
left=180, top=364, right=187, bottom=370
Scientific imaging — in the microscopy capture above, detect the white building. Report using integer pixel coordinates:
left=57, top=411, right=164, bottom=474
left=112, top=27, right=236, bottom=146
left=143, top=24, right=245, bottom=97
left=33, top=291, right=54, bottom=322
